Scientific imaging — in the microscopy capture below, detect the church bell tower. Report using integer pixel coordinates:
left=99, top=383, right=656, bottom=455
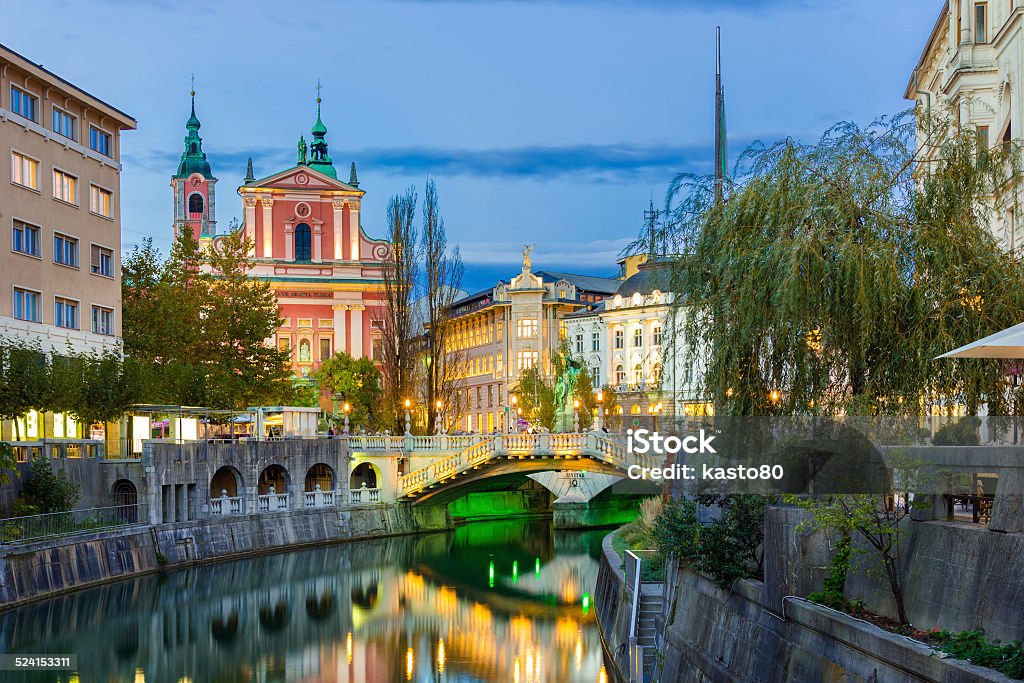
left=171, top=88, right=217, bottom=245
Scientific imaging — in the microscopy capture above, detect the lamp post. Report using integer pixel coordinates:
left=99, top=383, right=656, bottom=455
left=595, top=390, right=604, bottom=431
left=343, top=402, right=351, bottom=435
left=404, top=399, right=412, bottom=435
left=435, top=399, right=443, bottom=435
left=510, top=395, right=518, bottom=433
left=573, top=399, right=580, bottom=433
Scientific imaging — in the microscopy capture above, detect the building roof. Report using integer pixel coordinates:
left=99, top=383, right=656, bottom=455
left=904, top=3, right=949, bottom=100
left=533, top=270, right=620, bottom=294
left=563, top=300, right=606, bottom=319
left=615, top=262, right=673, bottom=297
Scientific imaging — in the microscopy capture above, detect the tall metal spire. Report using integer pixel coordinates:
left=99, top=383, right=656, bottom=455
left=714, top=26, right=727, bottom=205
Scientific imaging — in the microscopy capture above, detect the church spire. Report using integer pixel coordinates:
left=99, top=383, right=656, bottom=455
left=175, top=84, right=213, bottom=179
left=306, top=80, right=337, bottom=178
left=349, top=161, right=359, bottom=188
left=244, top=156, right=255, bottom=184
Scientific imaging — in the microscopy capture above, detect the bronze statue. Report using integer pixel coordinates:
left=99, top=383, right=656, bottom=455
left=522, top=243, right=535, bottom=271
left=298, top=136, right=307, bottom=165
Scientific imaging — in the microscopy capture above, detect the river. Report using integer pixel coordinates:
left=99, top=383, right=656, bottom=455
left=0, top=519, right=612, bottom=682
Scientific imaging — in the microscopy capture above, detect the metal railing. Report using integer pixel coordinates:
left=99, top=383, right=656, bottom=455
left=6, top=439, right=104, bottom=462
left=0, top=503, right=146, bottom=544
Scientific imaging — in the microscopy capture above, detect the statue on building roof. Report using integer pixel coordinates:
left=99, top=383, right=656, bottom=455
left=522, top=243, right=535, bottom=272
left=298, top=136, right=307, bottom=165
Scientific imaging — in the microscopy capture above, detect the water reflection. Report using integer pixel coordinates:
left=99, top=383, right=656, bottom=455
left=0, top=519, right=610, bottom=682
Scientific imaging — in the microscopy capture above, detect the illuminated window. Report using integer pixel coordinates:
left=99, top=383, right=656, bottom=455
left=633, top=327, right=643, bottom=347
left=278, top=337, right=291, bottom=352
left=653, top=325, right=663, bottom=346
left=615, top=364, right=625, bottom=384
left=517, top=318, right=538, bottom=338
left=517, top=350, right=539, bottom=371
left=90, top=185, right=112, bottom=217
left=614, top=329, right=624, bottom=349
left=319, top=338, right=331, bottom=361
left=11, top=151, right=39, bottom=190
left=633, top=364, right=643, bottom=383
left=53, top=169, right=78, bottom=204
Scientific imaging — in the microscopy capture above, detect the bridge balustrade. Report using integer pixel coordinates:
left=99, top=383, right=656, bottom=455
left=349, top=487, right=381, bottom=504
left=209, top=493, right=243, bottom=516
left=303, top=485, right=337, bottom=508
left=257, top=493, right=290, bottom=513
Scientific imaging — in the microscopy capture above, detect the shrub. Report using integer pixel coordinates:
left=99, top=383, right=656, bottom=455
left=20, top=456, right=80, bottom=514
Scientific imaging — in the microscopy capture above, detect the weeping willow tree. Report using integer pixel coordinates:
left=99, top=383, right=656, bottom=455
left=648, top=111, right=1024, bottom=417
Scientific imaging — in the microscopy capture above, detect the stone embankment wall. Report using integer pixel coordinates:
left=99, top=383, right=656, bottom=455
left=0, top=503, right=450, bottom=609
left=595, top=528, right=1014, bottom=683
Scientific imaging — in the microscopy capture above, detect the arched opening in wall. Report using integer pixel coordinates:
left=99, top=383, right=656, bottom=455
left=188, top=192, right=204, bottom=215
left=258, top=601, right=289, bottom=632
left=351, top=579, right=379, bottom=609
left=111, top=479, right=138, bottom=523
left=305, top=463, right=335, bottom=492
left=298, top=338, right=311, bottom=363
left=350, top=462, right=379, bottom=490
left=210, top=466, right=243, bottom=499
left=631, top=404, right=642, bottom=415
left=211, top=609, right=239, bottom=645
left=258, top=464, right=290, bottom=495
left=294, top=223, right=311, bottom=261
left=305, top=591, right=336, bottom=620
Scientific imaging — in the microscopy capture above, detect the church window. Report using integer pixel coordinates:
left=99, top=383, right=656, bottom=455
left=188, top=193, right=204, bottom=215
left=295, top=223, right=312, bottom=261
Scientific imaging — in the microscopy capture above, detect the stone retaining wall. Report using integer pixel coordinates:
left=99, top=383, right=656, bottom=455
left=0, top=502, right=451, bottom=609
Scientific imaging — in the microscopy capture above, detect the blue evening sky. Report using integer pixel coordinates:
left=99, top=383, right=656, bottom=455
left=7, top=0, right=940, bottom=291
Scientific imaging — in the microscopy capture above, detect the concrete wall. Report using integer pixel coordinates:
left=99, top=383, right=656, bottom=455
left=0, top=502, right=451, bottom=609
left=593, top=529, right=1014, bottom=683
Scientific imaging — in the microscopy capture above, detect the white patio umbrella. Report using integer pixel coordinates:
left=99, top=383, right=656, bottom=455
left=937, top=321, right=1024, bottom=359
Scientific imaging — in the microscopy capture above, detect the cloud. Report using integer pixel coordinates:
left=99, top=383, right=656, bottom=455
left=125, top=142, right=716, bottom=182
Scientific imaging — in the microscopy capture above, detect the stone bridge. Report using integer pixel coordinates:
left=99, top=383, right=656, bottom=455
left=348, top=432, right=659, bottom=505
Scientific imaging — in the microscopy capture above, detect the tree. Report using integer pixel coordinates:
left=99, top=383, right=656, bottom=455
left=0, top=340, right=49, bottom=440
left=512, top=367, right=557, bottom=431
left=19, top=455, right=80, bottom=514
left=573, top=365, right=597, bottom=430
left=654, top=112, right=1024, bottom=418
left=600, top=385, right=622, bottom=431
left=204, top=227, right=293, bottom=409
left=380, top=187, right=420, bottom=433
left=316, top=352, right=383, bottom=430
left=420, top=180, right=465, bottom=434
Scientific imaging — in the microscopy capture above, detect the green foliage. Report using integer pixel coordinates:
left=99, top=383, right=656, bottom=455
left=0, top=341, right=49, bottom=439
left=652, top=495, right=772, bottom=589
left=20, top=456, right=80, bottom=514
left=932, top=630, right=1024, bottom=678
left=0, top=442, right=15, bottom=485
left=932, top=416, right=981, bottom=446
left=513, top=367, right=557, bottom=430
left=807, top=533, right=856, bottom=612
left=654, top=112, right=1024, bottom=417
left=316, top=352, right=383, bottom=430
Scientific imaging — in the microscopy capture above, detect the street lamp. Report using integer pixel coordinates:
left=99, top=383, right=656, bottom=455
left=435, top=399, right=443, bottom=435
left=595, top=390, right=604, bottom=431
left=573, top=399, right=580, bottom=432
left=343, top=402, right=351, bottom=435
left=404, top=398, right=412, bottom=435
left=510, top=395, right=518, bottom=433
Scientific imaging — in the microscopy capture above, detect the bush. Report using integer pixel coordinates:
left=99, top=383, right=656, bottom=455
left=20, top=456, right=80, bottom=514
left=653, top=495, right=772, bottom=589
left=932, top=416, right=981, bottom=446
left=933, top=630, right=1024, bottom=678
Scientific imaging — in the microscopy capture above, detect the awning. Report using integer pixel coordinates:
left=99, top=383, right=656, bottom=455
left=937, top=322, right=1024, bottom=359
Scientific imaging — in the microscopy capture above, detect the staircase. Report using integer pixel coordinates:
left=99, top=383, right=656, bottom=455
left=636, top=586, right=663, bottom=681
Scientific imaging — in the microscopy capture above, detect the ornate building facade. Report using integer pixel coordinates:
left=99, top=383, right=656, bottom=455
left=170, top=96, right=391, bottom=378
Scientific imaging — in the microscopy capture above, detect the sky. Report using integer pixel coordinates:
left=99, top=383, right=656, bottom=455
left=7, top=0, right=940, bottom=291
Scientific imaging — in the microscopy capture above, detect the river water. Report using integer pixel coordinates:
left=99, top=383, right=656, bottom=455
left=0, top=519, right=612, bottom=683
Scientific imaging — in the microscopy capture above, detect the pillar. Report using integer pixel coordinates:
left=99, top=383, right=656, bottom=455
left=350, top=304, right=364, bottom=358
left=243, top=196, right=258, bottom=257
left=313, top=222, right=323, bottom=262
left=261, top=196, right=274, bottom=258
left=333, top=304, right=348, bottom=355
left=332, top=199, right=345, bottom=260
left=284, top=222, right=294, bottom=261
left=348, top=202, right=360, bottom=260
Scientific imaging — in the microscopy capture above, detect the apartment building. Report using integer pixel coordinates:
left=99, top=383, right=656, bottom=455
left=1, top=43, right=136, bottom=355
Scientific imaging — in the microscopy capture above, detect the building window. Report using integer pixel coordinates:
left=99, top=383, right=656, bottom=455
left=278, top=337, right=291, bottom=353
left=319, top=338, right=331, bottom=361
left=90, top=126, right=112, bottom=157
left=10, top=86, right=37, bottom=122
left=633, top=327, right=643, bottom=347
left=53, top=169, right=78, bottom=205
left=13, top=220, right=41, bottom=257
left=653, top=325, right=663, bottom=346
left=13, top=288, right=41, bottom=322
left=294, top=223, right=311, bottom=261
left=590, top=364, right=600, bottom=384
left=634, top=364, right=644, bottom=384
left=11, top=151, right=39, bottom=190
left=517, top=350, right=539, bottom=371
left=54, top=233, right=79, bottom=268
left=188, top=192, right=204, bottom=215
left=592, top=330, right=600, bottom=352
left=615, top=364, right=625, bottom=384
left=54, top=297, right=78, bottom=329
left=51, top=107, right=76, bottom=140
left=684, top=360, right=694, bottom=384
left=517, top=318, right=538, bottom=338
left=91, top=244, right=114, bottom=277
left=614, top=329, right=624, bottom=349
left=298, top=339, right=311, bottom=362
left=575, top=331, right=584, bottom=354
left=975, top=2, right=988, bottom=43
left=977, top=125, right=990, bottom=167
left=91, top=305, right=114, bottom=336
left=497, top=353, right=503, bottom=373
left=90, top=185, right=112, bottom=217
